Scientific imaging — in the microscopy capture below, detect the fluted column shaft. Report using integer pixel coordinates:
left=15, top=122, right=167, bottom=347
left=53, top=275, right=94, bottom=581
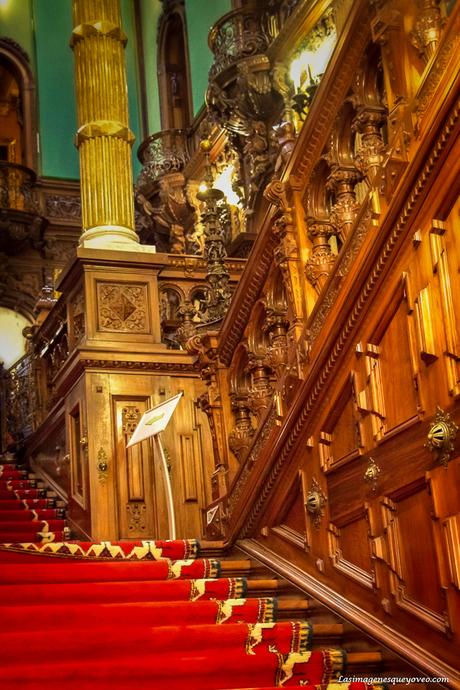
left=71, top=0, right=138, bottom=247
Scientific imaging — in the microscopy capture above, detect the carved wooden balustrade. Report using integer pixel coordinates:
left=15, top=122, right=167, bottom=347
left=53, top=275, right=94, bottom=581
left=0, top=162, right=47, bottom=254
left=0, top=162, right=37, bottom=212
left=192, top=0, right=460, bottom=681
left=137, top=129, right=190, bottom=193
left=3, top=354, right=39, bottom=444
left=208, top=4, right=279, bottom=81
left=136, top=129, right=200, bottom=254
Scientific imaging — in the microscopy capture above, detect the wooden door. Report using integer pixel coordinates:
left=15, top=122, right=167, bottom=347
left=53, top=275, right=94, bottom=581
left=113, top=398, right=158, bottom=539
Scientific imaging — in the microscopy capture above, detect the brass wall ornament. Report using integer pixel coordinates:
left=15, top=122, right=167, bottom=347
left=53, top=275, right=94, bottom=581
left=97, top=448, right=109, bottom=483
left=305, top=477, right=327, bottom=529
left=426, top=406, right=458, bottom=468
left=364, top=456, right=381, bottom=492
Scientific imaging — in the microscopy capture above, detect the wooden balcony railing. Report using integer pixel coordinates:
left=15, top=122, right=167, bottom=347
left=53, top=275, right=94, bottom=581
left=208, top=4, right=279, bottom=80
left=208, top=1, right=301, bottom=81
left=0, top=162, right=38, bottom=213
left=137, top=129, right=190, bottom=192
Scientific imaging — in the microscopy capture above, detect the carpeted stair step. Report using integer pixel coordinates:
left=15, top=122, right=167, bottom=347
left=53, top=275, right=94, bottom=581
left=0, top=519, right=65, bottom=532
left=0, top=621, right=348, bottom=664
left=0, top=497, right=54, bottom=509
left=0, top=469, right=28, bottom=480
left=0, top=596, right=279, bottom=630
left=0, top=530, right=67, bottom=542
left=0, top=576, right=248, bottom=604
left=0, top=489, right=46, bottom=501
left=0, top=558, right=220, bottom=582
left=0, top=646, right=347, bottom=690
left=0, top=509, right=64, bottom=520
left=0, top=479, right=37, bottom=490
left=0, top=538, right=199, bottom=563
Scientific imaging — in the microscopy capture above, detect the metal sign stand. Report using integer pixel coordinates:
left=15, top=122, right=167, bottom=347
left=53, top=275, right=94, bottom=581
left=153, top=432, right=176, bottom=540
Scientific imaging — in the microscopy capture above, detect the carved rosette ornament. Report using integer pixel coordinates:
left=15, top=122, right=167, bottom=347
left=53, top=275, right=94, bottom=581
left=305, top=219, right=337, bottom=293
left=411, top=0, right=443, bottom=63
left=228, top=394, right=255, bottom=461
left=122, top=406, right=141, bottom=436
left=352, top=107, right=387, bottom=187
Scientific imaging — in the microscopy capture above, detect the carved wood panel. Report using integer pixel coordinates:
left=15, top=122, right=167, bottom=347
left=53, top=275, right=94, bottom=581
left=114, top=398, right=157, bottom=539
left=97, top=283, right=149, bottom=334
left=357, top=282, right=423, bottom=444
left=319, top=373, right=363, bottom=473
left=328, top=504, right=376, bottom=590
left=380, top=478, right=449, bottom=632
left=204, top=1, right=460, bottom=674
left=270, top=470, right=310, bottom=551
left=64, top=378, right=91, bottom=537
left=431, top=211, right=460, bottom=397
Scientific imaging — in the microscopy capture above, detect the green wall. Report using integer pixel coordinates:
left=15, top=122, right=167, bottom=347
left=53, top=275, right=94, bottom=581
left=33, top=0, right=142, bottom=180
left=1, top=0, right=230, bottom=179
left=139, top=0, right=162, bottom=137
left=121, top=0, right=143, bottom=178
left=185, top=0, right=231, bottom=115
left=33, top=0, right=79, bottom=179
left=0, top=0, right=34, bottom=65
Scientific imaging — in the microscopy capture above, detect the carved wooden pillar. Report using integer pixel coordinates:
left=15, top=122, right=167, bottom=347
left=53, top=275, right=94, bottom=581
left=305, top=219, right=337, bottom=293
left=411, top=0, right=443, bottom=63
left=71, top=0, right=138, bottom=248
left=372, top=7, right=409, bottom=108
left=328, top=168, right=360, bottom=242
left=265, top=180, right=306, bottom=341
left=188, top=332, right=231, bottom=500
left=228, top=393, right=255, bottom=461
left=352, top=107, right=387, bottom=187
left=371, top=7, right=412, bottom=171
left=246, top=355, right=274, bottom=422
left=263, top=308, right=289, bottom=379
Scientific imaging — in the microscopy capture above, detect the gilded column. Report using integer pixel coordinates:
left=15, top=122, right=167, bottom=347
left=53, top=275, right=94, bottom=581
left=71, top=0, right=139, bottom=248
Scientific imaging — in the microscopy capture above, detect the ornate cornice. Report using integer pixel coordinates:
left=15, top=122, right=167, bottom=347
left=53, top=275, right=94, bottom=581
left=237, top=90, right=460, bottom=539
left=80, top=359, right=197, bottom=373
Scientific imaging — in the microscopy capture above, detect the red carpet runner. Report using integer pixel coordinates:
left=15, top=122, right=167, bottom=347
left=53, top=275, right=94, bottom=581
left=0, top=538, right=386, bottom=690
left=0, top=455, right=66, bottom=543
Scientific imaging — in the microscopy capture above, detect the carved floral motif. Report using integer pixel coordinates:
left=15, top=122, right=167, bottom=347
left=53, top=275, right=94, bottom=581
left=97, top=283, right=148, bottom=333
left=411, top=0, right=444, bottom=62
left=305, top=219, right=337, bottom=293
left=45, top=194, right=81, bottom=219
left=228, top=394, right=255, bottom=461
